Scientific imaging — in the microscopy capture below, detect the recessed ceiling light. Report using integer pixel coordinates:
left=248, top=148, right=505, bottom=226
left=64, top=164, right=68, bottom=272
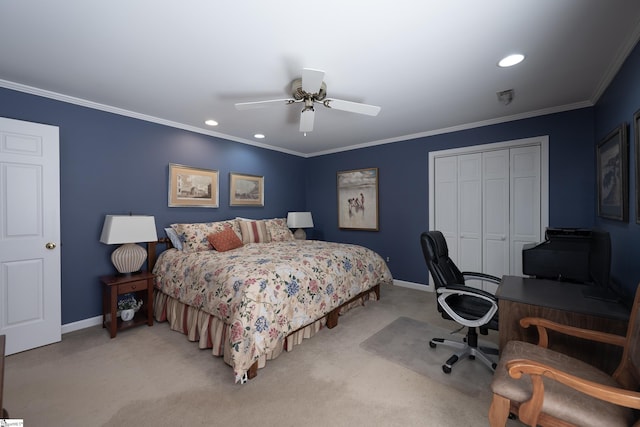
left=498, top=54, right=525, bottom=68
left=204, top=119, right=218, bottom=126
left=254, top=133, right=265, bottom=139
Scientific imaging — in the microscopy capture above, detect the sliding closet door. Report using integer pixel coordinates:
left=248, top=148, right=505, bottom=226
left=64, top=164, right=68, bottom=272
left=510, top=145, right=541, bottom=276
left=457, top=154, right=482, bottom=276
left=482, top=150, right=510, bottom=293
left=428, top=136, right=548, bottom=293
left=433, top=156, right=459, bottom=264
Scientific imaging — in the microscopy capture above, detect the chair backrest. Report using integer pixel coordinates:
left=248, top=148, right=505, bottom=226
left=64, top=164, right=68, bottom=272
left=614, top=283, right=640, bottom=390
left=420, top=231, right=465, bottom=289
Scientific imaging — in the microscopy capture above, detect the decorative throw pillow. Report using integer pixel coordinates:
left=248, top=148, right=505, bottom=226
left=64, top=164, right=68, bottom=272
left=238, top=220, right=270, bottom=244
left=207, top=228, right=243, bottom=252
left=264, top=218, right=295, bottom=242
left=171, top=220, right=241, bottom=253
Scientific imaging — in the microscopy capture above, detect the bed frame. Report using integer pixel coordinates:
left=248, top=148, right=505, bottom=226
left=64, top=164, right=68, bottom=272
left=146, top=239, right=380, bottom=380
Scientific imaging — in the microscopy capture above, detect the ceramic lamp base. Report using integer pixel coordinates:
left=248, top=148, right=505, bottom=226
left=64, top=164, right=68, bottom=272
left=293, top=228, right=307, bottom=240
left=111, top=243, right=147, bottom=274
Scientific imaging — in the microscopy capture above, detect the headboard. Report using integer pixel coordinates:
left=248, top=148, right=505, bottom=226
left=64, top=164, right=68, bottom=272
left=147, top=237, right=173, bottom=273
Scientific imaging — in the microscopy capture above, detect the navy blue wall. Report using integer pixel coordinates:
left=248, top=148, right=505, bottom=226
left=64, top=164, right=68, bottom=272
left=306, top=109, right=596, bottom=290
left=2, top=38, right=639, bottom=324
left=594, top=41, right=640, bottom=298
left=0, top=88, right=307, bottom=324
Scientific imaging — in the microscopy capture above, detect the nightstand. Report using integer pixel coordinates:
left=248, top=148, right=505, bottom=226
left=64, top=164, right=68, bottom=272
left=100, top=271, right=155, bottom=338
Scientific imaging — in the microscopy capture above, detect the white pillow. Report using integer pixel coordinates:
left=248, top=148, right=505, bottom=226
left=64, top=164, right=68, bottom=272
left=164, top=227, right=183, bottom=251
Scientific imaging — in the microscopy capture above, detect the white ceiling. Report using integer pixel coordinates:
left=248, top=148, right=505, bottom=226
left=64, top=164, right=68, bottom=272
left=2, top=1, right=640, bottom=157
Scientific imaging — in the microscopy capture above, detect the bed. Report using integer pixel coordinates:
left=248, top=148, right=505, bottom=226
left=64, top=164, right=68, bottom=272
left=148, top=218, right=393, bottom=383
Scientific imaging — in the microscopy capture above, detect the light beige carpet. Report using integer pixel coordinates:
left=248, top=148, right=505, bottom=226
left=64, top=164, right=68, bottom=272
left=360, top=316, right=497, bottom=397
left=3, top=285, right=523, bottom=427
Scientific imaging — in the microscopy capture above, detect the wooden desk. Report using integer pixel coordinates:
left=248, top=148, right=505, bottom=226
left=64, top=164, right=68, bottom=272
left=496, top=275, right=630, bottom=374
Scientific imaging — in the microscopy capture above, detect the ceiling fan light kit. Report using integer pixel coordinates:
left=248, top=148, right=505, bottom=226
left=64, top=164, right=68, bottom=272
left=235, top=68, right=381, bottom=133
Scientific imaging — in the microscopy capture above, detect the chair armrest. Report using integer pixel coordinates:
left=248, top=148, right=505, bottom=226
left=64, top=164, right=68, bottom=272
left=519, top=317, right=626, bottom=349
left=461, top=271, right=501, bottom=284
left=437, top=286, right=498, bottom=327
left=507, top=358, right=640, bottom=412
left=444, top=284, right=497, bottom=300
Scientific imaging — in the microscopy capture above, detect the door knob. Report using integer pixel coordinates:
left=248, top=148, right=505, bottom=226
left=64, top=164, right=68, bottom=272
left=45, top=242, right=56, bottom=249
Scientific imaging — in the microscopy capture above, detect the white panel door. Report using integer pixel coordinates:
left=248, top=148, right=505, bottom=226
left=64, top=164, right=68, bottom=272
left=457, top=154, right=482, bottom=288
left=0, top=117, right=61, bottom=355
left=434, top=156, right=459, bottom=264
left=482, top=150, right=509, bottom=293
left=510, top=145, right=541, bottom=276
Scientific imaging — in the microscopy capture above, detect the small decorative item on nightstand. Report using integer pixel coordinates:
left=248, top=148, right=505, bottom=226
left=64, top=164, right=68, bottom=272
left=118, top=293, right=142, bottom=321
left=120, top=309, right=134, bottom=321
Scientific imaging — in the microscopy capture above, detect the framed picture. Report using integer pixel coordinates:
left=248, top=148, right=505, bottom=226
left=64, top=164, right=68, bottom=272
left=229, top=172, right=264, bottom=206
left=635, top=109, right=640, bottom=223
left=597, top=123, right=628, bottom=221
left=337, top=167, right=379, bottom=231
left=168, top=163, right=219, bottom=208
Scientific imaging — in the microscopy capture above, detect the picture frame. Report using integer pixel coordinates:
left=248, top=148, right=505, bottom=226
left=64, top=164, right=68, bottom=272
left=337, top=167, right=379, bottom=231
left=229, top=172, right=264, bottom=206
left=597, top=123, right=628, bottom=221
left=635, top=109, right=640, bottom=224
left=168, top=163, right=219, bottom=208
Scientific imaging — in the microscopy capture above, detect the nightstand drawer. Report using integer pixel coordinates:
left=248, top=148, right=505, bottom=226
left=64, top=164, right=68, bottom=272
left=118, top=280, right=147, bottom=293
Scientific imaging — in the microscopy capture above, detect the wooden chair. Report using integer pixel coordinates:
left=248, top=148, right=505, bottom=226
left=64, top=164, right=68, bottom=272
left=489, top=283, right=640, bottom=427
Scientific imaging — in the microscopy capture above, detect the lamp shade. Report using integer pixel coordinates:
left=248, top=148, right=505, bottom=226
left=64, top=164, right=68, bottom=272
left=100, top=215, right=158, bottom=244
left=100, top=215, right=158, bottom=275
left=287, top=212, right=314, bottom=229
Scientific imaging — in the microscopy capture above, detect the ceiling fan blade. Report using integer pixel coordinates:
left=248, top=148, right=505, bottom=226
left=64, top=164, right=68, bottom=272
left=299, top=108, right=315, bottom=132
left=323, top=99, right=381, bottom=116
left=235, top=99, right=293, bottom=110
left=301, top=68, right=325, bottom=95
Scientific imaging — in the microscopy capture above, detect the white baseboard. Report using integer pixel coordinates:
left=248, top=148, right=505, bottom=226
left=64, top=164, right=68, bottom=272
left=393, top=279, right=433, bottom=292
left=61, top=315, right=102, bottom=334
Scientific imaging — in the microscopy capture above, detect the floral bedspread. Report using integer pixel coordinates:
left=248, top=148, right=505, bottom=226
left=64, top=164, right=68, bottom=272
left=153, top=240, right=392, bottom=381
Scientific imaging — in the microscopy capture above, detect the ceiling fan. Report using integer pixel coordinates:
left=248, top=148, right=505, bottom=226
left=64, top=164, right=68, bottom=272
left=234, top=68, right=381, bottom=133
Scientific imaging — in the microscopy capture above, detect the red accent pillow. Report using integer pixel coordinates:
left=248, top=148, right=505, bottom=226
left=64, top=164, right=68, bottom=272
left=207, top=228, right=243, bottom=252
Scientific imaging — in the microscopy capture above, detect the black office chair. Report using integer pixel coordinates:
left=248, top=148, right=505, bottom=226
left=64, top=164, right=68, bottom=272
left=420, top=230, right=500, bottom=373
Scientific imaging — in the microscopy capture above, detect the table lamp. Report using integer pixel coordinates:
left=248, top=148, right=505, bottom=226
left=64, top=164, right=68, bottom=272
left=287, top=211, right=314, bottom=240
left=100, top=215, right=158, bottom=275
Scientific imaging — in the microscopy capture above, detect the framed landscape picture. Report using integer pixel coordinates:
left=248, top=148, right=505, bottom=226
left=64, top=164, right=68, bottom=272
left=229, top=172, right=264, bottom=206
left=337, top=167, right=379, bottom=231
left=168, top=163, right=219, bottom=208
left=596, top=124, right=628, bottom=221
